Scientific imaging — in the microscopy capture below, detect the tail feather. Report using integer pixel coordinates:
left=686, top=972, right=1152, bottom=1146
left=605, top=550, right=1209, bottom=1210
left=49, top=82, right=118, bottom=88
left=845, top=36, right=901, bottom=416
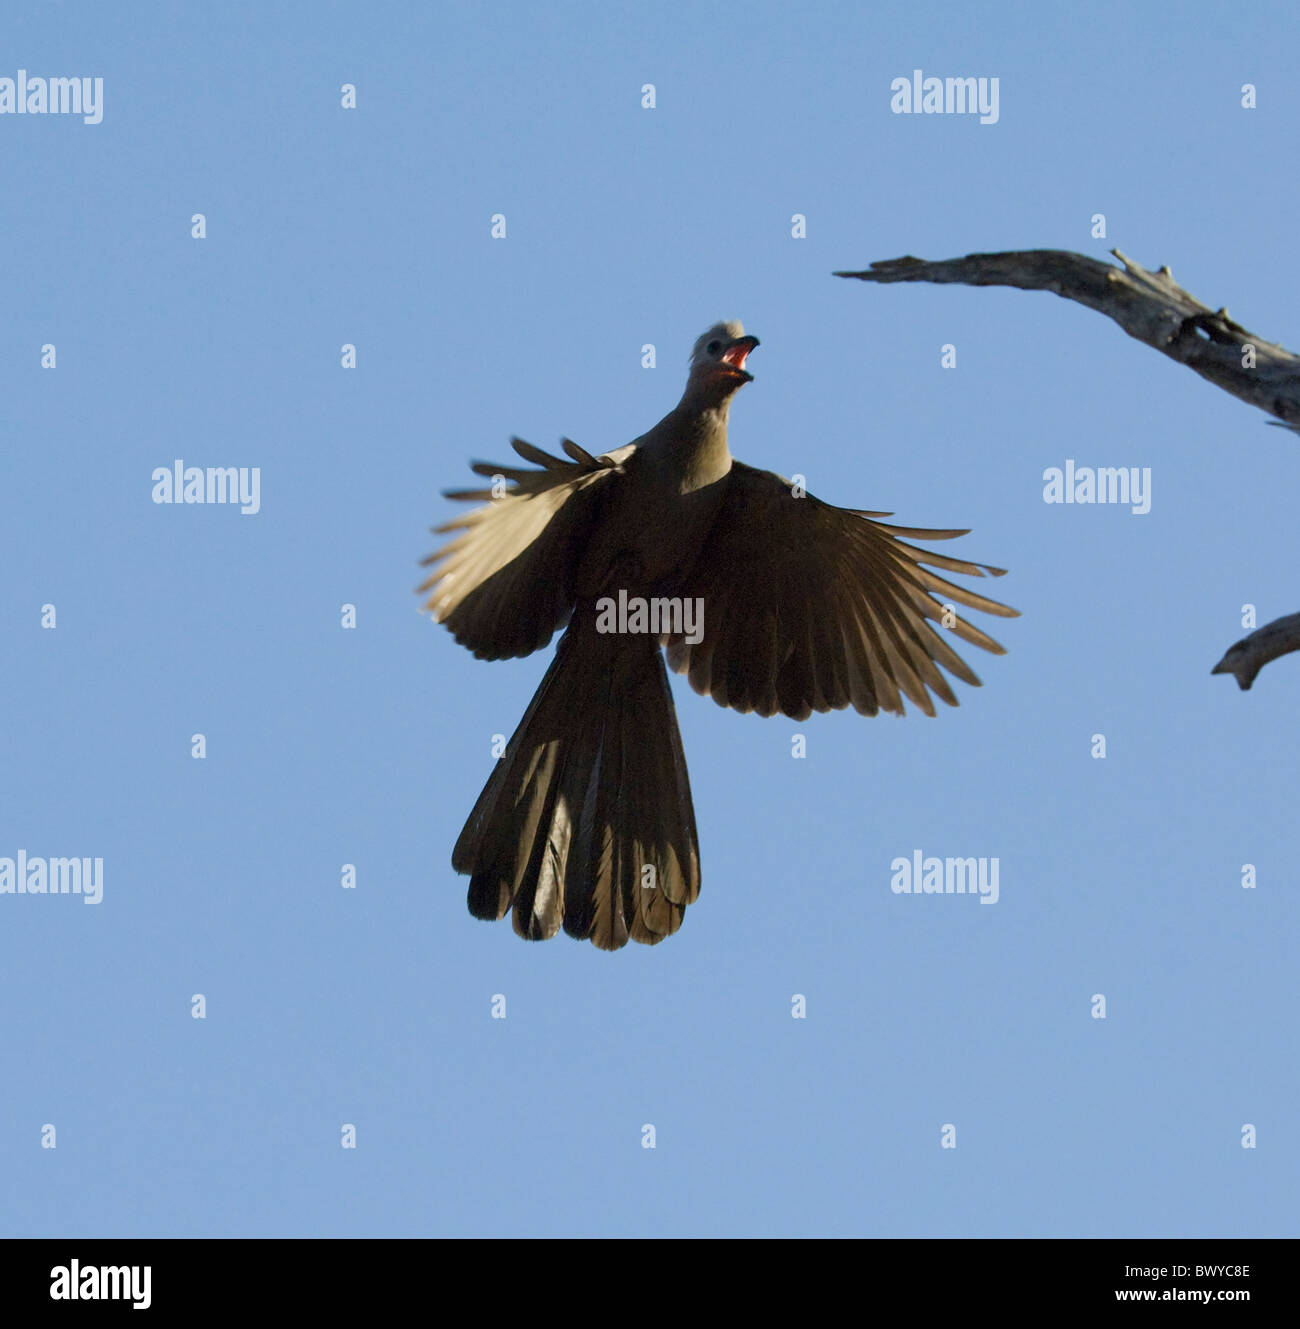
left=454, top=614, right=701, bottom=950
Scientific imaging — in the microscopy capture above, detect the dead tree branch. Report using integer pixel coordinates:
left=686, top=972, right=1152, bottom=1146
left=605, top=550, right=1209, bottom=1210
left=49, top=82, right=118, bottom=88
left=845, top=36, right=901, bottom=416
left=835, top=249, right=1300, bottom=427
left=836, top=249, right=1300, bottom=692
left=1211, top=615, right=1300, bottom=690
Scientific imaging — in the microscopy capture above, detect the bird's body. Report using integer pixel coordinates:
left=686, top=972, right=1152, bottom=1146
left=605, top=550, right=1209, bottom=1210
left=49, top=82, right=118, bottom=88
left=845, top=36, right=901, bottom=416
left=421, top=323, right=1017, bottom=949
left=575, top=431, right=728, bottom=597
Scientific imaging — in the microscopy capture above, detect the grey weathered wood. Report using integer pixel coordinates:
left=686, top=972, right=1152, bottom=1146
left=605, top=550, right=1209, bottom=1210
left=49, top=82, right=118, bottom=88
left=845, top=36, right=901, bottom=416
left=837, top=249, right=1300, bottom=691
left=835, top=249, right=1300, bottom=427
left=1211, top=614, right=1300, bottom=690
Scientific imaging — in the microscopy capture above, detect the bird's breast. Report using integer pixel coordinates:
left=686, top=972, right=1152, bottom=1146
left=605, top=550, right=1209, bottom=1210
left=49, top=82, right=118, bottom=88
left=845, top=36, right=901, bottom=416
left=576, top=453, right=732, bottom=598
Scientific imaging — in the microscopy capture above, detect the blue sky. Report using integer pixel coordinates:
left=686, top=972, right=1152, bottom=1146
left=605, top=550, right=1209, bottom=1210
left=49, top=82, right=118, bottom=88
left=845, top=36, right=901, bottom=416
left=3, top=0, right=1296, bottom=1237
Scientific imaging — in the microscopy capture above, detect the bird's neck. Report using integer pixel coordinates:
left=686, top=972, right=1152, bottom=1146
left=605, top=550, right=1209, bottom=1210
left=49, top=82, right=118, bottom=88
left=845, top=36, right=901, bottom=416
left=660, top=400, right=733, bottom=487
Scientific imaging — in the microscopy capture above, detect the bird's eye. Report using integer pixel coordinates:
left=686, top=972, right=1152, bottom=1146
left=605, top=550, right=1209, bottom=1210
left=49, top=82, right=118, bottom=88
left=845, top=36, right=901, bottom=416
left=706, top=340, right=721, bottom=354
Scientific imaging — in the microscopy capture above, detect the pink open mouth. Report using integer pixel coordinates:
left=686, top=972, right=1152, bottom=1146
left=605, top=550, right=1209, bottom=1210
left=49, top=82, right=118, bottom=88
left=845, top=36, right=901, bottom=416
left=720, top=338, right=758, bottom=373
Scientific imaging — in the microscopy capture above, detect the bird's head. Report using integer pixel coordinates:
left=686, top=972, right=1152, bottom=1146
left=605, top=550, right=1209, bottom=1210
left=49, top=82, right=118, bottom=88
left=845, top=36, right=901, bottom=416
left=683, top=321, right=760, bottom=406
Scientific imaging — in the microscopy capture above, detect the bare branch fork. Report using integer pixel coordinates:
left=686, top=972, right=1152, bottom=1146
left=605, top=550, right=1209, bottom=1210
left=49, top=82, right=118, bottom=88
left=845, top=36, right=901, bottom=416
left=836, top=249, right=1300, bottom=690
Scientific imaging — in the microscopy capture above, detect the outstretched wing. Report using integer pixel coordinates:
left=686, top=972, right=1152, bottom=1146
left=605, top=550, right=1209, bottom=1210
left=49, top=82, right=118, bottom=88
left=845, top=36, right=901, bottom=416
left=419, top=437, right=631, bottom=660
left=664, top=460, right=1018, bottom=720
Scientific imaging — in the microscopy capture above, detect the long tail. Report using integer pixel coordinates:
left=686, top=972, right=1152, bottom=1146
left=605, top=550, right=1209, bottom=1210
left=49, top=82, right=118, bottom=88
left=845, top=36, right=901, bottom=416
left=452, top=613, right=701, bottom=950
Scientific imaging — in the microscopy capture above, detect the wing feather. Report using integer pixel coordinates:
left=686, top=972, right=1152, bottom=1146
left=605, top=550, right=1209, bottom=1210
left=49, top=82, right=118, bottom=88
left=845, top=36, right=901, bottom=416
left=418, top=438, right=628, bottom=659
left=667, top=461, right=1017, bottom=719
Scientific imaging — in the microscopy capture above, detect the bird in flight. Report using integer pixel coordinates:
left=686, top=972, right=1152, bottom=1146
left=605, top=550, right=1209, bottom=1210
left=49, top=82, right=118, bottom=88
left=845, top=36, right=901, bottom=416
left=421, top=323, right=1017, bottom=950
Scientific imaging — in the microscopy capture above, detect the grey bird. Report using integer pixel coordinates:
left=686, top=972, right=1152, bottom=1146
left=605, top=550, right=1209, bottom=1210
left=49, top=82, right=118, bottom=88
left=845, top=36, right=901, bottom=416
left=420, top=322, right=1017, bottom=950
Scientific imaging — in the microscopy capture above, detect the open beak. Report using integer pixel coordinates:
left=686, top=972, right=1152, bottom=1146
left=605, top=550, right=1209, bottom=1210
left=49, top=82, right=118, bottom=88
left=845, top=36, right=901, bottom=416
left=720, top=334, right=760, bottom=381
